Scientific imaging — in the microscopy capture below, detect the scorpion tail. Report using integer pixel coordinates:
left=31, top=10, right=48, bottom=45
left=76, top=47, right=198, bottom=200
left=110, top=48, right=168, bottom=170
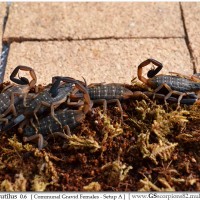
left=2, top=114, right=25, bottom=132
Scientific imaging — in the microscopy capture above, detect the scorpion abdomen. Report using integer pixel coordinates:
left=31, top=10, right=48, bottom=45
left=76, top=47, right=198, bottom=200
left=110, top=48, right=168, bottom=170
left=88, top=85, right=129, bottom=100
left=0, top=93, right=11, bottom=113
left=24, top=109, right=84, bottom=137
left=150, top=75, right=200, bottom=93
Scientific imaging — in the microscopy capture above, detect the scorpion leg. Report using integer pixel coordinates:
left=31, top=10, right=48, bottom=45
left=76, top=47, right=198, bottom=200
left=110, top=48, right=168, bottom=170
left=63, top=125, right=72, bottom=136
left=107, top=99, right=123, bottom=120
left=163, top=89, right=197, bottom=108
left=30, top=118, right=39, bottom=133
left=92, top=99, right=107, bottom=115
left=1, top=84, right=13, bottom=93
left=152, top=83, right=176, bottom=105
left=164, top=89, right=186, bottom=107
left=130, top=91, right=153, bottom=103
left=72, top=80, right=92, bottom=114
left=24, top=130, right=69, bottom=150
left=23, top=133, right=44, bottom=150
left=144, top=91, right=197, bottom=105
left=33, top=101, right=63, bottom=127
left=91, top=99, right=123, bottom=120
left=18, top=119, right=28, bottom=134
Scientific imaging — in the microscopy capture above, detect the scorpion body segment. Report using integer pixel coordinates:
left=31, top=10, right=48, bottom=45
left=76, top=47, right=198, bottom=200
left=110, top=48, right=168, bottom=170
left=149, top=75, right=200, bottom=92
left=88, top=84, right=134, bottom=100
left=23, top=82, right=73, bottom=117
left=0, top=86, right=28, bottom=114
left=87, top=83, right=140, bottom=120
left=23, top=109, right=84, bottom=138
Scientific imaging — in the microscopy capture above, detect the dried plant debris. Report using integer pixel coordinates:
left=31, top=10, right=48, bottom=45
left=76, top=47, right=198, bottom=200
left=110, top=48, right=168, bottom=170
left=83, top=182, right=101, bottom=191
left=101, top=159, right=133, bottom=186
left=139, top=176, right=175, bottom=192
left=1, top=173, right=27, bottom=192
left=136, top=132, right=178, bottom=165
left=65, top=135, right=101, bottom=153
left=0, top=82, right=200, bottom=191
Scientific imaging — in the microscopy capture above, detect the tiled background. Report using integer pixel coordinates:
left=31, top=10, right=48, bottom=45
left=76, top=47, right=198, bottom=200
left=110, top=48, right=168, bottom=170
left=0, top=2, right=199, bottom=84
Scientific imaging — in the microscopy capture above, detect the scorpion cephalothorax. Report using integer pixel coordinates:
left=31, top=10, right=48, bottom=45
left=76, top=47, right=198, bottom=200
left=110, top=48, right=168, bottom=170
left=138, top=58, right=200, bottom=106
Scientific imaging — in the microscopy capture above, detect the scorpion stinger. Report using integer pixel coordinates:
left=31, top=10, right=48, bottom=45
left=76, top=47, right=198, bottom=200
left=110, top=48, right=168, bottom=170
left=10, top=65, right=37, bottom=87
left=138, top=58, right=163, bottom=79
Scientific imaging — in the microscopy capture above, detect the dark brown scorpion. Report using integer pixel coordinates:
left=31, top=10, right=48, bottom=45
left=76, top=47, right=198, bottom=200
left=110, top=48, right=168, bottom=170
left=69, top=81, right=149, bottom=120
left=138, top=58, right=200, bottom=106
left=22, top=78, right=92, bottom=149
left=0, top=66, right=37, bottom=125
left=2, top=76, right=77, bottom=132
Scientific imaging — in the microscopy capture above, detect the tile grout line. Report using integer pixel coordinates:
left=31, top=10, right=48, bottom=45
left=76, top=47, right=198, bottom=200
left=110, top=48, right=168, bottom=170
left=3, top=36, right=185, bottom=44
left=179, top=2, right=196, bottom=74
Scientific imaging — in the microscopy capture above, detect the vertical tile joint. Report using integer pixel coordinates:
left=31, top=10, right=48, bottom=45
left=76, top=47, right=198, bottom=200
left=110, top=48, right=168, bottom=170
left=179, top=3, right=196, bottom=74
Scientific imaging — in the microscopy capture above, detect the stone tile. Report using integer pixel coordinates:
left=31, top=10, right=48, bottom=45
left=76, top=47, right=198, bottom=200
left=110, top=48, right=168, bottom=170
left=0, top=3, right=7, bottom=50
left=4, top=2, right=184, bottom=42
left=4, top=39, right=192, bottom=85
left=181, top=3, right=200, bottom=72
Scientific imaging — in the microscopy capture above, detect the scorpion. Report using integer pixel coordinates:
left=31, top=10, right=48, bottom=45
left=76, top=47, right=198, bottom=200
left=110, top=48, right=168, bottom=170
left=0, top=65, right=37, bottom=125
left=69, top=81, right=150, bottom=120
left=22, top=79, right=92, bottom=150
left=137, top=58, right=200, bottom=106
left=2, top=76, right=79, bottom=132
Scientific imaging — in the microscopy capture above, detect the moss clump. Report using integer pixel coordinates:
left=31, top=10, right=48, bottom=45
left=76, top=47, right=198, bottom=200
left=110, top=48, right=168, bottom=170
left=0, top=82, right=200, bottom=191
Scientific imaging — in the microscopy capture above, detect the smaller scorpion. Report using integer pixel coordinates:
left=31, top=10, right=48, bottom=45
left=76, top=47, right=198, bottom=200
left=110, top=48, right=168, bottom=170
left=0, top=65, right=37, bottom=125
left=22, top=79, right=92, bottom=149
left=69, top=81, right=150, bottom=120
left=138, top=58, right=200, bottom=106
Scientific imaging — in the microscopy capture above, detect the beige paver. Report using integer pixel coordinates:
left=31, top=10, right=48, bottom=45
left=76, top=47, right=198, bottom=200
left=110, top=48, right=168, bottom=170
left=4, top=2, right=184, bottom=42
left=0, top=3, right=6, bottom=50
left=4, top=39, right=192, bottom=85
left=181, top=3, right=200, bottom=73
